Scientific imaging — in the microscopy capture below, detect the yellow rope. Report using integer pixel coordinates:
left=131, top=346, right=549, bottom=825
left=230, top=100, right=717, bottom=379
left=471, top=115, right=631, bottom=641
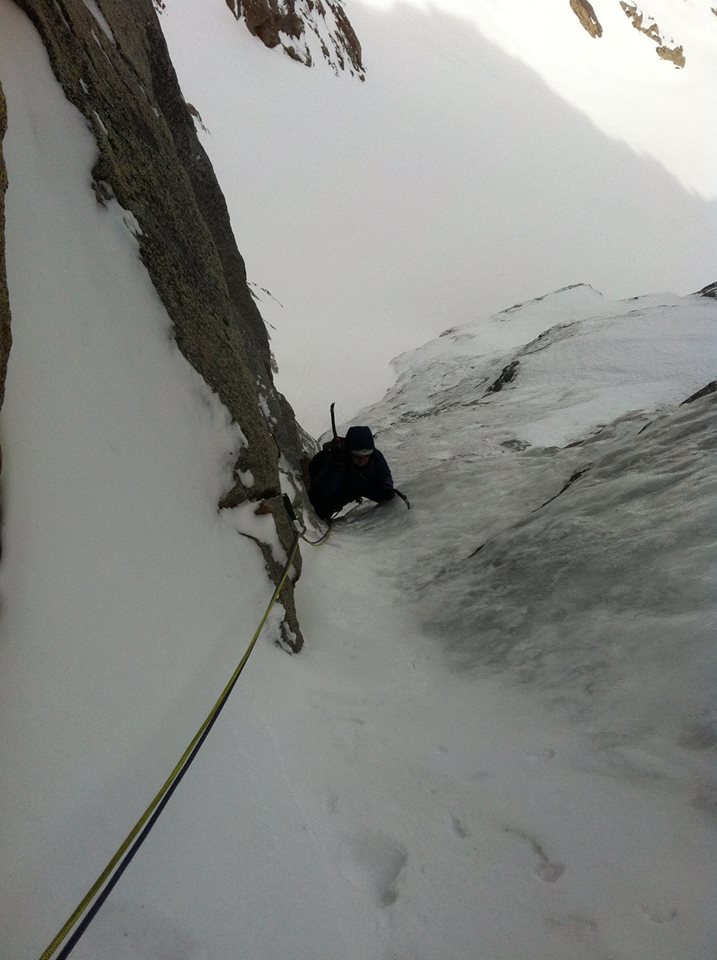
left=40, top=537, right=300, bottom=960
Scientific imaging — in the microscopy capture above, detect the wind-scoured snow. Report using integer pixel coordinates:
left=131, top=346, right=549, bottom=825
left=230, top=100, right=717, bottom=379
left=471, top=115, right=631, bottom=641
left=359, top=283, right=717, bottom=736
left=1, top=2, right=715, bottom=960
left=383, top=285, right=716, bottom=446
left=324, top=284, right=717, bottom=958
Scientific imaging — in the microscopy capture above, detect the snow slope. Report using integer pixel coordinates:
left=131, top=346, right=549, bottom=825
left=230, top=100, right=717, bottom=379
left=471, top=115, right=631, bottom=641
left=1, top=3, right=715, bottom=960
left=360, top=283, right=717, bottom=748
left=160, top=0, right=717, bottom=432
left=358, top=0, right=717, bottom=198
left=0, top=6, right=350, bottom=958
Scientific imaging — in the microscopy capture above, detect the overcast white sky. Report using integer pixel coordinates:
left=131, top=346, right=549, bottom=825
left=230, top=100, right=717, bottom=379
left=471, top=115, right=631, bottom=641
left=161, top=0, right=716, bottom=434
left=357, top=0, right=717, bottom=199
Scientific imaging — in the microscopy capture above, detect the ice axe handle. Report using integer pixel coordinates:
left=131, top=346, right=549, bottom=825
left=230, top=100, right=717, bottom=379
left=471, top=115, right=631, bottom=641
left=395, top=490, right=411, bottom=510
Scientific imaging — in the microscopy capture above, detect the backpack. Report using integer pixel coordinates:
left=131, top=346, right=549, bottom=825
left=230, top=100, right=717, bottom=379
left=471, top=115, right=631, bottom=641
left=308, top=437, right=344, bottom=483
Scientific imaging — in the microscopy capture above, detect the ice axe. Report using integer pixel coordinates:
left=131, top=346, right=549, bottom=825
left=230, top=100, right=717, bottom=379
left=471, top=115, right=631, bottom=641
left=330, top=403, right=410, bottom=509
left=394, top=489, right=411, bottom=510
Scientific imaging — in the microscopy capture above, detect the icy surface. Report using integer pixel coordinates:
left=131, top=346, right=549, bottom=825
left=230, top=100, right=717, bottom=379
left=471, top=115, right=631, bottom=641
left=0, top=3, right=715, bottom=960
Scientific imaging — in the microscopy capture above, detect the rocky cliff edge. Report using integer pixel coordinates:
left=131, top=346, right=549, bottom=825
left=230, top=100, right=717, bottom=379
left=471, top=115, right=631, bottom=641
left=1, top=0, right=314, bottom=649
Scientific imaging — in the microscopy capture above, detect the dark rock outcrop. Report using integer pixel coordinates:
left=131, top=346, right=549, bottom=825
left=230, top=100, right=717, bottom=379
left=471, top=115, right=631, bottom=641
left=233, top=0, right=303, bottom=46
left=536, top=467, right=591, bottom=510
left=569, top=0, right=603, bottom=38
left=485, top=360, right=520, bottom=395
left=0, top=81, right=10, bottom=479
left=683, top=381, right=717, bottom=405
left=696, top=281, right=717, bottom=299
left=8, top=0, right=311, bottom=649
left=224, top=0, right=364, bottom=78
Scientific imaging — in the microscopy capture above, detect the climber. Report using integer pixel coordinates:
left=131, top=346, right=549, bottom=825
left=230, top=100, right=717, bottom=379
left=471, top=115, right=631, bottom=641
left=305, top=425, right=395, bottom=521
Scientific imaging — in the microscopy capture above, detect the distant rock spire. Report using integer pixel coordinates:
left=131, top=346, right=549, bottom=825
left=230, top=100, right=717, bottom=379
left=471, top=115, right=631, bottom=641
left=226, top=0, right=364, bottom=79
left=620, top=2, right=686, bottom=67
left=569, top=0, right=603, bottom=38
left=569, top=0, right=687, bottom=68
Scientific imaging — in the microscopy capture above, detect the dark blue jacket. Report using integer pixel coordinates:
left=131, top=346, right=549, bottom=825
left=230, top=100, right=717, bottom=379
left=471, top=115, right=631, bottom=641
left=308, top=426, right=394, bottom=518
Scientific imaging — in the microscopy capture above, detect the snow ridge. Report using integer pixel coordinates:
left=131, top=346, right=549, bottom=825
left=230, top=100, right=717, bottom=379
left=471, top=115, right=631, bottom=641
left=358, top=283, right=716, bottom=792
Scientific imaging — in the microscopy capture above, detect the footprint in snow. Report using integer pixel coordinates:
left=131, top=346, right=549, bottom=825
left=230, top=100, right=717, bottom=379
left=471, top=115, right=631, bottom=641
left=525, top=747, right=556, bottom=762
left=544, top=914, right=599, bottom=943
left=450, top=814, right=470, bottom=839
left=638, top=903, right=678, bottom=924
left=504, top=825, right=565, bottom=884
left=339, top=830, right=408, bottom=908
left=536, top=859, right=566, bottom=883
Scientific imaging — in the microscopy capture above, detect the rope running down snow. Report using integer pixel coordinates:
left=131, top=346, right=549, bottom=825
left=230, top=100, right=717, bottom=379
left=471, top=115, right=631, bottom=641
left=39, top=529, right=301, bottom=960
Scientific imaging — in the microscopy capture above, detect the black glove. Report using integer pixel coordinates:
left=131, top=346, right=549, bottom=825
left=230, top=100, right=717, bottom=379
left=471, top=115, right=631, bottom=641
left=379, top=486, right=395, bottom=502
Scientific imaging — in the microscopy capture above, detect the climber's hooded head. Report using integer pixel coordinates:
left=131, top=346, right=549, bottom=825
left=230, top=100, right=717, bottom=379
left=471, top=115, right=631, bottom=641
left=345, top=426, right=375, bottom=467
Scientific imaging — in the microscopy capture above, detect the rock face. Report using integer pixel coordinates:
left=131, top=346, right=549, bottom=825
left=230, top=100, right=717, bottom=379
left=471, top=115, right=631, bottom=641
left=683, top=381, right=717, bottom=404
left=223, top=0, right=364, bottom=78
left=6, top=0, right=312, bottom=649
left=697, top=280, right=717, bottom=299
left=0, top=81, right=10, bottom=480
left=485, top=360, right=520, bottom=395
left=569, top=0, right=688, bottom=69
left=569, top=0, right=603, bottom=38
left=654, top=43, right=685, bottom=68
left=619, top=2, right=686, bottom=67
